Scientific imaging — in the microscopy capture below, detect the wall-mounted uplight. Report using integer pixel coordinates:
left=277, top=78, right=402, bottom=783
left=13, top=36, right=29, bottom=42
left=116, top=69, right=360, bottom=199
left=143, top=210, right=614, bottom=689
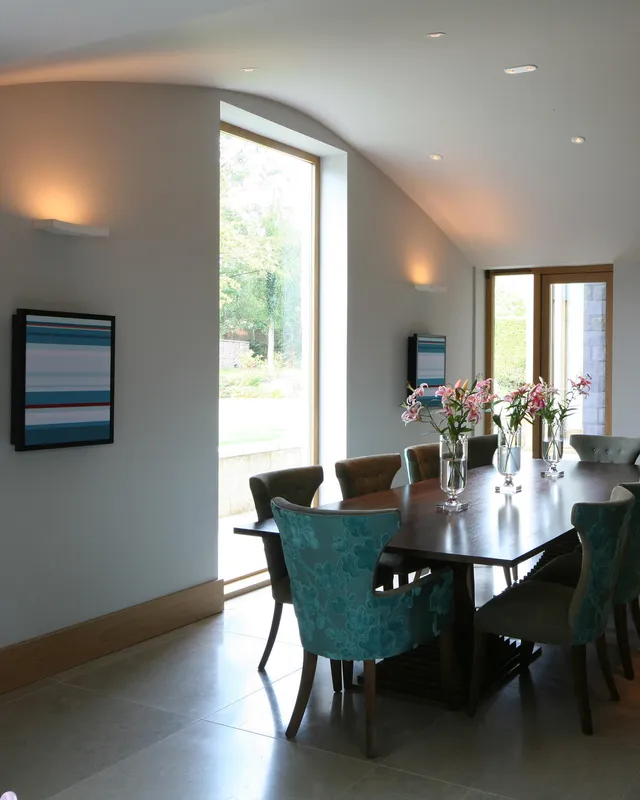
left=414, top=283, right=447, bottom=294
left=504, top=65, right=538, bottom=75
left=33, top=219, right=110, bottom=238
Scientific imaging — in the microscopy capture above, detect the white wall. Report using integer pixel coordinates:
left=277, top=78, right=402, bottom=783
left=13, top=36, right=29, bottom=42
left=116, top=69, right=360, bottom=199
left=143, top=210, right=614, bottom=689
left=0, top=83, right=220, bottom=647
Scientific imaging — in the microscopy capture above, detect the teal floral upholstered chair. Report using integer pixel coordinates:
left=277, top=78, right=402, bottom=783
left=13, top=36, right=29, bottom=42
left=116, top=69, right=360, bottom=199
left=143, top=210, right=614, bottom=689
left=334, top=453, right=431, bottom=587
left=249, top=465, right=324, bottom=672
left=469, top=487, right=634, bottom=735
left=271, top=498, right=454, bottom=758
left=531, top=482, right=640, bottom=680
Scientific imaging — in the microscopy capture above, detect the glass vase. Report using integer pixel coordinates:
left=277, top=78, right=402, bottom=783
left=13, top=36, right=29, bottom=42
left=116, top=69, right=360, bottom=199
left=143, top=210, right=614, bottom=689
left=495, top=428, right=522, bottom=494
left=542, top=420, right=565, bottom=478
left=438, top=434, right=468, bottom=513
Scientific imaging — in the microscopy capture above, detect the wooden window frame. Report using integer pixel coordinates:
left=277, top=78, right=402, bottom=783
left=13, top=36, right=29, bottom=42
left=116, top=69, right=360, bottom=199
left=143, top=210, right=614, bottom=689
left=220, top=122, right=321, bottom=466
left=485, top=265, right=613, bottom=455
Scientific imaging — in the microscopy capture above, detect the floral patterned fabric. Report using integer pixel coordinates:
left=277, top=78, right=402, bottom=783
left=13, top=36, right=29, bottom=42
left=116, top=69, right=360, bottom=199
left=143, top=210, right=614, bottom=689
left=569, top=488, right=634, bottom=645
left=271, top=501, right=453, bottom=661
left=613, top=483, right=640, bottom=604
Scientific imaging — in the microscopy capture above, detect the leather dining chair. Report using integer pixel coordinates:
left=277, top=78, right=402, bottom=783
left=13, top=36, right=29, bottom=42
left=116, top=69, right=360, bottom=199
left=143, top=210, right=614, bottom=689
left=249, top=465, right=324, bottom=671
left=271, top=498, right=454, bottom=758
left=335, top=453, right=432, bottom=586
left=530, top=482, right=640, bottom=680
left=469, top=487, right=634, bottom=735
left=570, top=434, right=640, bottom=464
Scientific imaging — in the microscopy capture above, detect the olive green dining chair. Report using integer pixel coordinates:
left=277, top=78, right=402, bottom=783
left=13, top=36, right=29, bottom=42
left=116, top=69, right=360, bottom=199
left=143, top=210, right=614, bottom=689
left=570, top=434, right=640, bottom=464
left=249, top=465, right=324, bottom=672
left=531, top=482, right=640, bottom=680
left=335, top=453, right=432, bottom=586
left=469, top=486, right=634, bottom=735
left=468, top=434, right=499, bottom=469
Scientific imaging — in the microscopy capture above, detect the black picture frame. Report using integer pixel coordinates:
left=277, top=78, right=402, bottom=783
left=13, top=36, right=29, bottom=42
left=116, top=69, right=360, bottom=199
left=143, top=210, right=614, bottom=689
left=407, top=333, right=447, bottom=407
left=11, top=309, right=116, bottom=452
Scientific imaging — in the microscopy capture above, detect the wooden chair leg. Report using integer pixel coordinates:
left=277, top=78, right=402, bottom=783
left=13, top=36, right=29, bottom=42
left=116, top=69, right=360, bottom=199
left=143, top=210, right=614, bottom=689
left=614, top=604, right=635, bottom=681
left=330, top=659, right=343, bottom=693
left=468, top=629, right=487, bottom=717
left=342, top=660, right=354, bottom=690
left=571, top=644, right=593, bottom=735
left=630, top=597, right=640, bottom=638
left=511, top=564, right=519, bottom=583
left=503, top=566, right=512, bottom=587
left=595, top=635, right=620, bottom=701
left=286, top=651, right=318, bottom=739
left=258, top=601, right=283, bottom=672
left=439, top=626, right=456, bottom=709
left=520, top=640, right=535, bottom=674
left=363, top=660, right=377, bottom=758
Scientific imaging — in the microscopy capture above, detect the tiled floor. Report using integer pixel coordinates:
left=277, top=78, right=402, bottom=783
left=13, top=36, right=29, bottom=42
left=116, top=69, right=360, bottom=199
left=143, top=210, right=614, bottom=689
left=3, top=585, right=640, bottom=800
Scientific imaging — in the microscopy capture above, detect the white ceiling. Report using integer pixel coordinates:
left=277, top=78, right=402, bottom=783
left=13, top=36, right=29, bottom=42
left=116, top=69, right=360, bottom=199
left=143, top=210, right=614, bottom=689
left=1, top=0, right=639, bottom=267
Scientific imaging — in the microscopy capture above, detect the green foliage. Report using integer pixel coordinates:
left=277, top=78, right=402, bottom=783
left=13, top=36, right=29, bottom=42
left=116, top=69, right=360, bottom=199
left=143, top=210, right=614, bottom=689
left=220, top=132, right=308, bottom=366
left=493, top=293, right=527, bottom=395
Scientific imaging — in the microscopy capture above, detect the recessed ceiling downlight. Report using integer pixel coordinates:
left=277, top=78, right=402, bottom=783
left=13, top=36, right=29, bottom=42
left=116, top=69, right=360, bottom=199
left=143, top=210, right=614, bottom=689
left=430, top=153, right=443, bottom=161
left=504, top=65, right=537, bottom=74
left=571, top=136, right=586, bottom=144
left=240, top=67, right=257, bottom=72
left=426, top=32, right=446, bottom=38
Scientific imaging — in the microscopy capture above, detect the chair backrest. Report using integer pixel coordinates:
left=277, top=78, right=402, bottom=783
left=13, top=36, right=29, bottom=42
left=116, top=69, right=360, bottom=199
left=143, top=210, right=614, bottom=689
left=271, top=498, right=400, bottom=657
left=468, top=434, right=498, bottom=469
left=568, top=486, right=634, bottom=644
left=335, top=453, right=401, bottom=500
left=614, top=482, right=640, bottom=604
left=404, top=443, right=439, bottom=484
left=570, top=434, right=640, bottom=465
left=249, top=465, right=324, bottom=522
left=249, top=466, right=324, bottom=589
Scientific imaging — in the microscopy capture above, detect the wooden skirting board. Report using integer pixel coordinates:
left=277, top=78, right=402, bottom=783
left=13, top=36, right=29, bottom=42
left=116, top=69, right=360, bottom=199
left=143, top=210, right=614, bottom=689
left=0, top=578, right=224, bottom=695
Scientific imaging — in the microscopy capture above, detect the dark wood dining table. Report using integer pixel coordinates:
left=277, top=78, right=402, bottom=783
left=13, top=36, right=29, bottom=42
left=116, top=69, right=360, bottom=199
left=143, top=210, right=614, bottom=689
left=234, top=459, right=640, bottom=702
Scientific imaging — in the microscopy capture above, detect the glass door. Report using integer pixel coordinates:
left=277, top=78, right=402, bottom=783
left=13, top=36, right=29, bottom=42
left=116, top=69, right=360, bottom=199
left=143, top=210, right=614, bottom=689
left=486, top=266, right=613, bottom=457
left=540, top=271, right=613, bottom=449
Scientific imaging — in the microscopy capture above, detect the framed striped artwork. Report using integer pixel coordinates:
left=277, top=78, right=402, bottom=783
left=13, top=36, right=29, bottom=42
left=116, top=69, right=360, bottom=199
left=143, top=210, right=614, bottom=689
left=11, top=309, right=116, bottom=451
left=407, top=333, right=446, bottom=408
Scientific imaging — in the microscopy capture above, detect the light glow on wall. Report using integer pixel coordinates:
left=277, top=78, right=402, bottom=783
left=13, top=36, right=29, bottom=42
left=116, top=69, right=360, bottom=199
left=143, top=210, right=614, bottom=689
left=20, top=185, right=90, bottom=225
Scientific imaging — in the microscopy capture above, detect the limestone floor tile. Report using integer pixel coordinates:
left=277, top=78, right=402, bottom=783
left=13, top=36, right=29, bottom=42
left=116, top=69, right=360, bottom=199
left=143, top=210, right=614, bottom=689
left=218, top=587, right=301, bottom=645
left=382, top=683, right=640, bottom=800
left=0, top=678, right=55, bottom=706
left=47, top=720, right=374, bottom=800
left=341, top=767, right=509, bottom=800
left=59, top=629, right=302, bottom=718
left=0, top=682, right=191, bottom=800
left=210, top=658, right=442, bottom=760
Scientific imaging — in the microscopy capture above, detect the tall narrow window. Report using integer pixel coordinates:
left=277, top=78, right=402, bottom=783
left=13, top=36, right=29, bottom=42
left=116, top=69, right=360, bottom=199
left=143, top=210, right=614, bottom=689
left=218, top=124, right=319, bottom=592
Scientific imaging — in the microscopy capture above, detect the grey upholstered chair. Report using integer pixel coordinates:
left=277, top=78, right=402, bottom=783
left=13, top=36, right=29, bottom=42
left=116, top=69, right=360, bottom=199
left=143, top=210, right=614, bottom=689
left=405, top=435, right=499, bottom=486
left=249, top=465, right=324, bottom=671
left=335, top=453, right=432, bottom=585
left=404, top=443, right=439, bottom=484
left=468, top=434, right=499, bottom=469
left=469, top=487, right=634, bottom=735
left=531, top=482, right=640, bottom=680
left=570, top=434, right=640, bottom=464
